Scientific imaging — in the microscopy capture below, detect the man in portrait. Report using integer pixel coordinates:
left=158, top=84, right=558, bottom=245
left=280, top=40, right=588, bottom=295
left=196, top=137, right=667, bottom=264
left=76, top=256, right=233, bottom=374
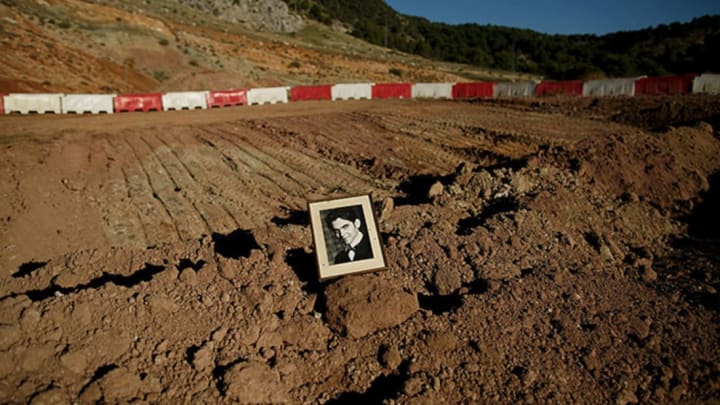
left=324, top=205, right=373, bottom=264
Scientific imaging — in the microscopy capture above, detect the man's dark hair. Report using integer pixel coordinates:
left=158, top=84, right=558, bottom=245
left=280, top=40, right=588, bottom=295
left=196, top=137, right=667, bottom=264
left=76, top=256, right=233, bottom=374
left=324, top=205, right=363, bottom=229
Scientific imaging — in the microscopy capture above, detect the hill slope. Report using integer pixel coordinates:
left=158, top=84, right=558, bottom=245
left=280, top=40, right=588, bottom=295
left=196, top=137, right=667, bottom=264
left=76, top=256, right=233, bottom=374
left=295, top=0, right=720, bottom=79
left=0, top=0, right=534, bottom=93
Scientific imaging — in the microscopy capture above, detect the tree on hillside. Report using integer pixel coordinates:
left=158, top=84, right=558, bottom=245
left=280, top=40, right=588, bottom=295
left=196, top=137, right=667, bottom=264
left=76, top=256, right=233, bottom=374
left=282, top=0, right=720, bottom=79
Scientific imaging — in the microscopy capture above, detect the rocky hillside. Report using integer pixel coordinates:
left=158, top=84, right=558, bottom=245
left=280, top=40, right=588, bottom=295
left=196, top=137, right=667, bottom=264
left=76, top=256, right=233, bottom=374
left=175, top=0, right=304, bottom=33
left=0, top=0, right=534, bottom=93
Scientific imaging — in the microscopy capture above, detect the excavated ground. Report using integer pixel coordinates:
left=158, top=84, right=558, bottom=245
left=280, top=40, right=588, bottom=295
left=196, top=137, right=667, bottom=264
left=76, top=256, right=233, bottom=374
left=1, top=96, right=719, bottom=403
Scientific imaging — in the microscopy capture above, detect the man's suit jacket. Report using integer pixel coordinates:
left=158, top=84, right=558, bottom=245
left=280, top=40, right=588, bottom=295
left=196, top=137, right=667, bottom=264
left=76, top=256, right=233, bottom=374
left=334, top=234, right=373, bottom=264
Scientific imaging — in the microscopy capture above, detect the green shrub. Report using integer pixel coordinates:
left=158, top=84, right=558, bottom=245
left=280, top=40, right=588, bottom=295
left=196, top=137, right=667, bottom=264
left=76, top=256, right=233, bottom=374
left=389, top=67, right=402, bottom=77
left=153, top=71, right=169, bottom=81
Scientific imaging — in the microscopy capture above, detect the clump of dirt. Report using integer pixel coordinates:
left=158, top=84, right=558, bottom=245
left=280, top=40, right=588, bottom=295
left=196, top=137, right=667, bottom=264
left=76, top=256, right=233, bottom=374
left=324, top=275, right=419, bottom=338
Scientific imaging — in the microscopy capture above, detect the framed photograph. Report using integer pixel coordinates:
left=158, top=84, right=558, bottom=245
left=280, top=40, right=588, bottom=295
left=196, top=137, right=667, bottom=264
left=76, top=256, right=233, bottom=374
left=308, top=194, right=386, bottom=280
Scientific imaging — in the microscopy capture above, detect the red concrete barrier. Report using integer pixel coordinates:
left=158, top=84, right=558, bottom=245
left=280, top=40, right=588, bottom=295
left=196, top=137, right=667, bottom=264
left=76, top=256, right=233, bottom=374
left=372, top=83, right=412, bottom=99
left=0, top=93, right=5, bottom=115
left=635, top=74, right=697, bottom=95
left=114, top=93, right=163, bottom=112
left=535, top=80, right=583, bottom=96
left=452, top=82, right=495, bottom=99
left=207, top=89, right=248, bottom=108
left=290, top=85, right=332, bottom=101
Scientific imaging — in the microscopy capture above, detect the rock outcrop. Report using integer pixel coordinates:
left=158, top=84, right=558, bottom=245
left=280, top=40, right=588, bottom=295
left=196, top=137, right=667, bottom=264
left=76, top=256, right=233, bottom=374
left=179, top=0, right=304, bottom=32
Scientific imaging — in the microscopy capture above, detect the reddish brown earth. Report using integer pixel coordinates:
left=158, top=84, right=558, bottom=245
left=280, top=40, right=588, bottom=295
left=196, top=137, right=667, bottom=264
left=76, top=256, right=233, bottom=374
left=1, top=96, right=720, bottom=403
left=0, top=0, right=527, bottom=94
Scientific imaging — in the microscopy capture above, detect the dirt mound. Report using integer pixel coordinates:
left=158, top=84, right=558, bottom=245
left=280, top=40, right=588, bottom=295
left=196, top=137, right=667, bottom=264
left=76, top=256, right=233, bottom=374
left=1, top=97, right=719, bottom=402
left=486, top=95, right=720, bottom=135
left=549, top=124, right=718, bottom=210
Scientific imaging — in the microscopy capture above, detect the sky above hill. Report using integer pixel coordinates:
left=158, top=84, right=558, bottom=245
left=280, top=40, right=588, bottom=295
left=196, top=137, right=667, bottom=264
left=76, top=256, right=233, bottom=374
left=384, top=0, right=720, bottom=35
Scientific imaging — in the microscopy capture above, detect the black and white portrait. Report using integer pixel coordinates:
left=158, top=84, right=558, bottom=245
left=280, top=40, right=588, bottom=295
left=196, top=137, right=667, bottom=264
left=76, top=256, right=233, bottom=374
left=308, top=195, right=386, bottom=280
left=320, top=205, right=374, bottom=265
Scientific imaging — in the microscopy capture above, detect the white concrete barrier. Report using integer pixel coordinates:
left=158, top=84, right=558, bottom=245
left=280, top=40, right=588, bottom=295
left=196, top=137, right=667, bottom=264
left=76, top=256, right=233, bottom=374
left=247, top=87, right=289, bottom=105
left=493, top=82, right=536, bottom=98
left=411, top=83, right=453, bottom=99
left=582, top=78, right=636, bottom=97
left=62, top=94, right=115, bottom=114
left=692, top=74, right=720, bottom=95
left=331, top=83, right=373, bottom=100
left=4, top=93, right=63, bottom=114
left=162, top=91, right=209, bottom=111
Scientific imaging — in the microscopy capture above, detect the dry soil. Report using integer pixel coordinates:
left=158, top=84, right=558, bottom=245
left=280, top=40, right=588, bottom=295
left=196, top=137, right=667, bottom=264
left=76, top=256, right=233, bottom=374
left=1, top=96, right=719, bottom=403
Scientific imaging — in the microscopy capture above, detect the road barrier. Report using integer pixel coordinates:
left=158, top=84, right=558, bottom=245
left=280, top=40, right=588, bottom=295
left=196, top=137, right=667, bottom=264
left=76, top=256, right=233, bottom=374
left=62, top=94, right=115, bottom=114
left=536, top=80, right=583, bottom=96
left=635, top=74, right=697, bottom=95
left=582, top=78, right=636, bottom=97
left=372, top=83, right=412, bottom=99
left=2, top=72, right=719, bottom=118
left=162, top=91, right=209, bottom=111
left=452, top=82, right=494, bottom=99
left=207, top=89, right=247, bottom=108
left=4, top=93, right=63, bottom=114
left=411, top=83, right=453, bottom=99
left=114, top=93, right=163, bottom=112
left=247, top=87, right=289, bottom=105
left=494, top=81, right=536, bottom=98
left=331, top=83, right=373, bottom=100
left=290, top=85, right=332, bottom=101
left=692, top=74, right=720, bottom=95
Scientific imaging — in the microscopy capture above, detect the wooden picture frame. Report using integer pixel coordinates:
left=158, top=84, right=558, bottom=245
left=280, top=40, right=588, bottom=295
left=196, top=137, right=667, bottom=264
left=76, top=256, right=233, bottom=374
left=308, top=194, right=386, bottom=280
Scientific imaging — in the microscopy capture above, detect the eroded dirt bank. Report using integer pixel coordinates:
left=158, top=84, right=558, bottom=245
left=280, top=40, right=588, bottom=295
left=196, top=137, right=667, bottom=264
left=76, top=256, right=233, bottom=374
left=1, top=97, right=719, bottom=403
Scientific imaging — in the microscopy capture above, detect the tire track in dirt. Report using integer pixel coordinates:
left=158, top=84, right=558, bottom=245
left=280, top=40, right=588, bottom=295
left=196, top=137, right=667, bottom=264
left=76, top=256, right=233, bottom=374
left=127, top=135, right=211, bottom=240
left=374, top=113, right=513, bottom=167
left=231, top=123, right=383, bottom=197
left=193, top=128, right=300, bottom=223
left=245, top=115, right=387, bottom=186
left=353, top=112, right=464, bottom=173
left=97, top=139, right=148, bottom=248
left=105, top=138, right=182, bottom=245
left=380, top=108, right=576, bottom=145
left=379, top=111, right=529, bottom=146
left=198, top=127, right=306, bottom=195
left=288, top=113, right=389, bottom=162
left=369, top=112, right=488, bottom=151
left=371, top=112, right=468, bottom=144
left=446, top=107, right=630, bottom=144
left=270, top=145, right=380, bottom=196
left=163, top=126, right=273, bottom=229
left=375, top=109, right=585, bottom=161
left=263, top=113, right=460, bottom=176
left=153, top=128, right=245, bottom=231
left=114, top=136, right=185, bottom=242
left=144, top=130, right=240, bottom=235
left=214, top=127, right=325, bottom=192
left=195, top=122, right=394, bottom=225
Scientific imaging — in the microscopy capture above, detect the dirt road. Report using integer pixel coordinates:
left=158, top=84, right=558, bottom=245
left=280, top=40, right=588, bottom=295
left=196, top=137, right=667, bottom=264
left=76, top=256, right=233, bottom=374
left=1, top=97, right=719, bottom=403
